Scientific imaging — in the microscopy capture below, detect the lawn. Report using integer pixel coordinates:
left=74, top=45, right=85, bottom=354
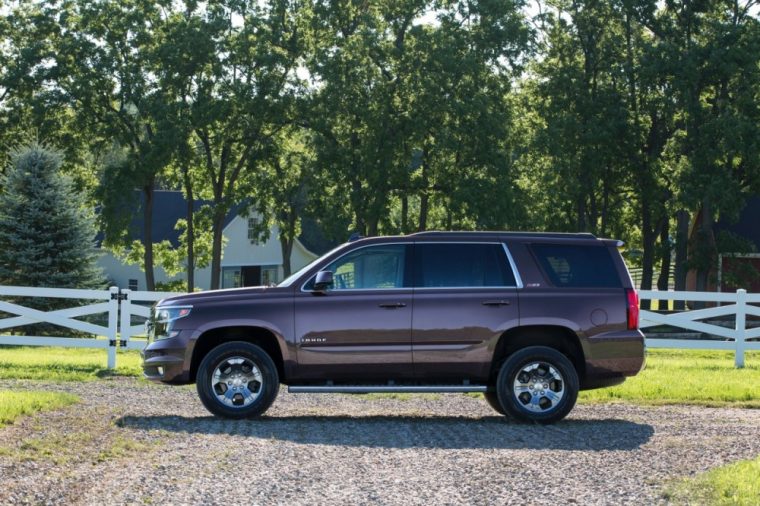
left=579, top=349, right=760, bottom=407
left=0, top=346, right=142, bottom=381
left=0, top=390, right=79, bottom=428
left=664, top=455, right=760, bottom=505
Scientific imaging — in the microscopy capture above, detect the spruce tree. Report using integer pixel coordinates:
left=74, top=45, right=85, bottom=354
left=0, top=143, right=103, bottom=290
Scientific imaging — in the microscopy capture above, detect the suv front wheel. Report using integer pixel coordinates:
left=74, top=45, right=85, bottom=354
left=495, top=346, right=579, bottom=424
left=196, top=341, right=279, bottom=419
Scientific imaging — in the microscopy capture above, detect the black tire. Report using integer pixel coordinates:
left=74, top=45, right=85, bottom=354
left=496, top=346, right=578, bottom=424
left=483, top=391, right=507, bottom=416
left=196, top=341, right=279, bottom=419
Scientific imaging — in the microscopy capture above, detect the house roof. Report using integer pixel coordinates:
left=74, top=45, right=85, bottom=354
left=97, top=190, right=326, bottom=254
left=714, top=196, right=760, bottom=250
left=97, top=190, right=239, bottom=248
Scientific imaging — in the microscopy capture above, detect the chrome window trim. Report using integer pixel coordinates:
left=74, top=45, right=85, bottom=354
left=299, top=240, right=524, bottom=292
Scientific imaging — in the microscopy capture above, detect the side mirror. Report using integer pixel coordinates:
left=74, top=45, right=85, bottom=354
left=313, top=270, right=334, bottom=292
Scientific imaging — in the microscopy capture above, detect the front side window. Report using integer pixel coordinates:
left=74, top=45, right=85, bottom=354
left=320, top=244, right=408, bottom=290
left=414, top=243, right=516, bottom=288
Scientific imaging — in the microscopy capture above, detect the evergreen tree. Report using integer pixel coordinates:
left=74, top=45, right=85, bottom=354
left=0, top=143, right=103, bottom=290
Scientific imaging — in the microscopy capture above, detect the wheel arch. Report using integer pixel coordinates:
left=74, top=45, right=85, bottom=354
left=190, top=326, right=285, bottom=383
left=490, top=325, right=586, bottom=382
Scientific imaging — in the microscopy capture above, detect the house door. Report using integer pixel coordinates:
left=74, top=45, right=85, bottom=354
left=241, top=266, right=261, bottom=287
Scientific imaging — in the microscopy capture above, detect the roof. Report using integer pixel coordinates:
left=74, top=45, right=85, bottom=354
left=715, top=196, right=760, bottom=250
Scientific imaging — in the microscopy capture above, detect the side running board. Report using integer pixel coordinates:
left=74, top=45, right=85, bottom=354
left=288, top=385, right=488, bottom=394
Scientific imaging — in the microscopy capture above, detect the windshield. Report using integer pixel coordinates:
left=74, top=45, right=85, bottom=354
left=277, top=243, right=348, bottom=287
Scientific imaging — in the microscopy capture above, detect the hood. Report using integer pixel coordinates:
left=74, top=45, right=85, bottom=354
left=156, top=285, right=292, bottom=307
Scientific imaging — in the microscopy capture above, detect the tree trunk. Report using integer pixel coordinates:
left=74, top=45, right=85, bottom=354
left=182, top=166, right=195, bottom=292
left=657, top=216, right=671, bottom=292
left=695, top=200, right=714, bottom=293
left=280, top=236, right=293, bottom=278
left=401, top=195, right=408, bottom=234
left=142, top=184, right=155, bottom=291
left=209, top=208, right=225, bottom=290
left=673, top=209, right=689, bottom=310
left=640, top=197, right=655, bottom=310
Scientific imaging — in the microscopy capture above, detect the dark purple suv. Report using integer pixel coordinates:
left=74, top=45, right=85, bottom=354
left=143, top=232, right=645, bottom=423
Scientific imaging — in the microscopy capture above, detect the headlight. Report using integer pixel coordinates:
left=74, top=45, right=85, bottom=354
left=151, top=306, right=192, bottom=340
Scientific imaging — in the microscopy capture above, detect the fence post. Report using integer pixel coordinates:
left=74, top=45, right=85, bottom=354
left=735, top=289, right=746, bottom=368
left=119, top=288, right=131, bottom=348
left=107, top=286, right=119, bottom=369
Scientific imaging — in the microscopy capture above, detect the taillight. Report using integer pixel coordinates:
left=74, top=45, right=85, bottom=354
left=626, top=288, right=639, bottom=330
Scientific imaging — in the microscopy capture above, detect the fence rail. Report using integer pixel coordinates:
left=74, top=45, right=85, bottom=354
left=0, top=285, right=758, bottom=369
left=640, top=288, right=760, bottom=367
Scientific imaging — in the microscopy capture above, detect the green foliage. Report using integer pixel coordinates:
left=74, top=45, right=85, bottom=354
left=0, top=143, right=103, bottom=289
left=0, top=390, right=79, bottom=428
left=1, top=1, right=760, bottom=290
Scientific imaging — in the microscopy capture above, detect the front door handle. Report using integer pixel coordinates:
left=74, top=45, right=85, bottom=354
left=379, top=302, right=407, bottom=309
left=482, top=300, right=511, bottom=307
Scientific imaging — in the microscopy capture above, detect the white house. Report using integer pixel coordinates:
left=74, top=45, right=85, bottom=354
left=97, top=191, right=319, bottom=291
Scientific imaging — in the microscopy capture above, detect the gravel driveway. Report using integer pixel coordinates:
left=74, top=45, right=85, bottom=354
left=1, top=377, right=759, bottom=505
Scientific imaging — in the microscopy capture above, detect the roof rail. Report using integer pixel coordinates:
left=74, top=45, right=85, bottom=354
left=410, top=231, right=597, bottom=239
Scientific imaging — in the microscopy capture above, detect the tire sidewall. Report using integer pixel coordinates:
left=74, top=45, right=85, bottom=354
left=496, top=346, right=579, bottom=424
left=196, top=341, right=279, bottom=419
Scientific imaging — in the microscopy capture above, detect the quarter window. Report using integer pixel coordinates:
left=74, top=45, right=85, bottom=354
left=414, top=243, right=516, bottom=288
left=530, top=244, right=619, bottom=287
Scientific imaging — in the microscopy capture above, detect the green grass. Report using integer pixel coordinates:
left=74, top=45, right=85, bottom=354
left=0, top=346, right=142, bottom=381
left=664, top=456, right=760, bottom=505
left=580, top=349, right=760, bottom=407
left=0, top=390, right=79, bottom=428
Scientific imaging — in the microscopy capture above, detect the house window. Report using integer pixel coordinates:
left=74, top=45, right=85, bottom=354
left=128, top=279, right=138, bottom=291
left=248, top=218, right=260, bottom=244
left=222, top=268, right=242, bottom=289
left=262, top=266, right=279, bottom=286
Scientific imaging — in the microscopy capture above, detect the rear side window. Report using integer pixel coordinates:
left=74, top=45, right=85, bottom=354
left=414, top=243, right=517, bottom=288
left=531, top=243, right=620, bottom=288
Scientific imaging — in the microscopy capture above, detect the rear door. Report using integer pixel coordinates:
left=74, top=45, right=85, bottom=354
left=294, top=243, right=413, bottom=381
left=411, top=242, right=521, bottom=382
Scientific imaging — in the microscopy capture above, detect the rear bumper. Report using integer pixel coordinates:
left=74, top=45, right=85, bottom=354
left=581, top=329, right=646, bottom=390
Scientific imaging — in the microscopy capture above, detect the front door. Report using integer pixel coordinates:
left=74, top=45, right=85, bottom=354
left=294, top=243, right=413, bottom=381
left=411, top=242, right=521, bottom=382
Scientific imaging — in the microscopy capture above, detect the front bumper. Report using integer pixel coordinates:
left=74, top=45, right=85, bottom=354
left=141, top=333, right=192, bottom=384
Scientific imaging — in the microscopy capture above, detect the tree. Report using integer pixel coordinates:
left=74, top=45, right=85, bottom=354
left=0, top=142, right=103, bottom=289
left=155, top=0, right=307, bottom=289
left=52, top=0, right=178, bottom=291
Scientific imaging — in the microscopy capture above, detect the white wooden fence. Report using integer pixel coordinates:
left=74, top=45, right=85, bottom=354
left=640, top=289, right=760, bottom=368
left=0, top=285, right=175, bottom=368
left=0, top=285, right=758, bottom=369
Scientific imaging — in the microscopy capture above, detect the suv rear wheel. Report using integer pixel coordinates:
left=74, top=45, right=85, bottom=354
left=196, top=341, right=279, bottom=418
left=496, top=346, right=578, bottom=424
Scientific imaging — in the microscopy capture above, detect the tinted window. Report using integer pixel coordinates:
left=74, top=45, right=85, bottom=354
left=531, top=244, right=619, bottom=288
left=322, top=244, right=407, bottom=290
left=414, top=243, right=516, bottom=288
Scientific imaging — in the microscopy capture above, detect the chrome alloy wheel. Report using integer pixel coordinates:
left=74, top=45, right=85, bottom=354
left=211, top=356, right=263, bottom=408
left=512, top=361, right=565, bottom=413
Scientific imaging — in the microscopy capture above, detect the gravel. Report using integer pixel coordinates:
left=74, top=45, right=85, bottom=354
left=1, top=377, right=759, bottom=505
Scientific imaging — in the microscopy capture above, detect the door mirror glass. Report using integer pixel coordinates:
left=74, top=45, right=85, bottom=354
left=313, top=270, right=334, bottom=292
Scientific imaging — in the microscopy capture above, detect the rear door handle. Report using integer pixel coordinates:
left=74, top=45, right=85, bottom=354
left=482, top=300, right=511, bottom=306
left=379, top=302, right=407, bottom=309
